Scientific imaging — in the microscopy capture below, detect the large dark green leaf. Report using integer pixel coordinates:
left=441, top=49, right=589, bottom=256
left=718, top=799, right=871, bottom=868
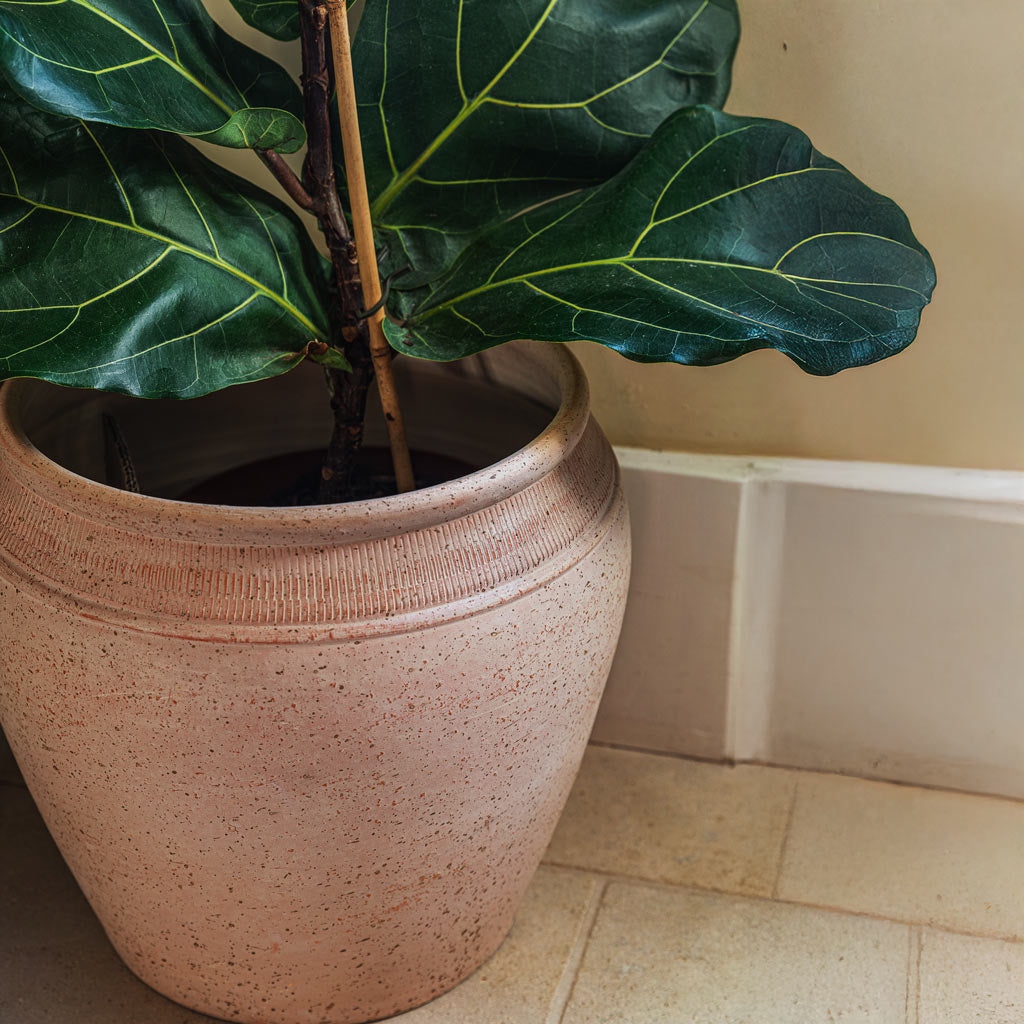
left=226, top=0, right=300, bottom=42
left=0, top=0, right=305, bottom=151
left=354, top=0, right=740, bottom=284
left=0, top=89, right=329, bottom=398
left=384, top=107, right=936, bottom=376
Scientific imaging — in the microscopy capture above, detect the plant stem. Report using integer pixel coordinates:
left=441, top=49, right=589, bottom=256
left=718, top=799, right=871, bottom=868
left=298, top=0, right=376, bottom=503
left=298, top=2, right=353, bottom=276
left=324, top=0, right=415, bottom=495
left=256, top=148, right=314, bottom=211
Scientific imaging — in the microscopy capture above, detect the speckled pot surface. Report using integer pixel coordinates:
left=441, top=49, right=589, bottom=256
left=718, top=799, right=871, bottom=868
left=0, top=343, right=630, bottom=1024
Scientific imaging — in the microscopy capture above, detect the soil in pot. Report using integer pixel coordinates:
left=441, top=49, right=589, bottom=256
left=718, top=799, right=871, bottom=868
left=21, top=361, right=553, bottom=506
left=179, top=447, right=480, bottom=506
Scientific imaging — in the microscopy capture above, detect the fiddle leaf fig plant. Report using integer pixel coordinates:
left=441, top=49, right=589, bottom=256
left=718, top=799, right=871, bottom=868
left=0, top=0, right=307, bottom=150
left=0, top=97, right=328, bottom=396
left=227, top=0, right=302, bottom=41
left=355, top=0, right=741, bottom=285
left=387, top=106, right=933, bottom=372
left=0, top=0, right=935, bottom=503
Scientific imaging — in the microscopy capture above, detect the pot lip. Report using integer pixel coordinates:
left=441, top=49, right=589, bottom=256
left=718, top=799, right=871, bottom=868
left=0, top=342, right=591, bottom=541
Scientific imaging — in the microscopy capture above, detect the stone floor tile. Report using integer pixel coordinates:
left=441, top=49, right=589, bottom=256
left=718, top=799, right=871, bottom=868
left=561, top=881, right=910, bottom=1024
left=0, top=944, right=216, bottom=1024
left=0, top=785, right=215, bottom=1022
left=777, top=772, right=1024, bottom=939
left=918, top=928, right=1024, bottom=1023
left=1, top=786, right=103, bottom=949
left=543, top=745, right=795, bottom=896
left=393, top=867, right=600, bottom=1023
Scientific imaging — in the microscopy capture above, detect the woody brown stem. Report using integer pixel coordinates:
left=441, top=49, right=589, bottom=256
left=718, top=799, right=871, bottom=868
left=299, top=1, right=352, bottom=272
left=324, top=0, right=415, bottom=494
left=256, top=148, right=314, bottom=211
left=297, top=0, right=378, bottom=503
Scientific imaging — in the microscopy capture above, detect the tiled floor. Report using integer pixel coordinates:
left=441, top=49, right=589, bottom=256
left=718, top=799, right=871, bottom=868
left=4, top=740, right=1024, bottom=1022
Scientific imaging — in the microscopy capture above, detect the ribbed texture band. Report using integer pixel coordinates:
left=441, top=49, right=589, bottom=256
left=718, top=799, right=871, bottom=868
left=0, top=421, right=615, bottom=627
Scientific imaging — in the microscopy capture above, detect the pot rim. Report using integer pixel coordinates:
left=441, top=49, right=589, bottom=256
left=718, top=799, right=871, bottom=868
left=0, top=342, right=590, bottom=542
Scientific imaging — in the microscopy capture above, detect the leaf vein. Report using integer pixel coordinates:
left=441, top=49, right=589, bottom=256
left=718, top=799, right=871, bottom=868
left=43, top=292, right=262, bottom=381
left=0, top=190, right=318, bottom=334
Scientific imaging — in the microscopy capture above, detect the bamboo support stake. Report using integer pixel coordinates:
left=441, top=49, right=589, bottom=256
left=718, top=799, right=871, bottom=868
left=324, top=0, right=415, bottom=494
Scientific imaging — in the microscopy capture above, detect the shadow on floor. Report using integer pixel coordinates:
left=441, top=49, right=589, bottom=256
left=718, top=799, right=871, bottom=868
left=0, top=727, right=217, bottom=1023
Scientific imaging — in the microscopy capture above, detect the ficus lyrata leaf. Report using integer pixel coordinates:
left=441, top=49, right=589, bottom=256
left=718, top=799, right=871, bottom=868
left=0, top=0, right=306, bottom=152
left=354, top=0, right=740, bottom=284
left=226, top=0, right=301, bottom=42
left=385, top=107, right=936, bottom=376
left=0, top=88, right=331, bottom=398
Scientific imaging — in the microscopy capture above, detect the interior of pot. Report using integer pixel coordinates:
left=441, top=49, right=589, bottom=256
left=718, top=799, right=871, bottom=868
left=16, top=345, right=561, bottom=501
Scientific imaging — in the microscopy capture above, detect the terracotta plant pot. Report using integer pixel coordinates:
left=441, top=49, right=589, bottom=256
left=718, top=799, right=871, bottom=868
left=0, top=342, right=630, bottom=1024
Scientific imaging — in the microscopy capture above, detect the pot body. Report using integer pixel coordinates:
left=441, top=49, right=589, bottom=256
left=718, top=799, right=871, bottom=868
left=0, top=343, right=629, bottom=1024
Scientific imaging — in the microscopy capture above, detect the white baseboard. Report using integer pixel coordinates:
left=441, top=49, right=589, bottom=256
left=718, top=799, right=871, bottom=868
left=594, top=447, right=1024, bottom=800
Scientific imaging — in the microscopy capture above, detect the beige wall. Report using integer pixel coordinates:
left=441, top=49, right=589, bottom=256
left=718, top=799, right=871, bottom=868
left=207, top=0, right=1023, bottom=470
left=579, top=0, right=1024, bottom=469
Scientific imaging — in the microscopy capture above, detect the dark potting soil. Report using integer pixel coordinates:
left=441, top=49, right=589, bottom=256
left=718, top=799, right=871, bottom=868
left=180, top=447, right=480, bottom=506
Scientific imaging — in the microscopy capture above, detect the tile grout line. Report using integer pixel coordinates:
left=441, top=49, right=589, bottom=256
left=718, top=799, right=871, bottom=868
left=751, top=756, right=1024, bottom=809
left=904, top=926, right=921, bottom=1024
left=914, top=927, right=924, bottom=1024
left=587, top=739, right=731, bottom=767
left=771, top=774, right=801, bottom=901
left=544, top=876, right=608, bottom=1024
left=539, top=859, right=1024, bottom=947
left=586, top=740, right=1024, bottom=811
